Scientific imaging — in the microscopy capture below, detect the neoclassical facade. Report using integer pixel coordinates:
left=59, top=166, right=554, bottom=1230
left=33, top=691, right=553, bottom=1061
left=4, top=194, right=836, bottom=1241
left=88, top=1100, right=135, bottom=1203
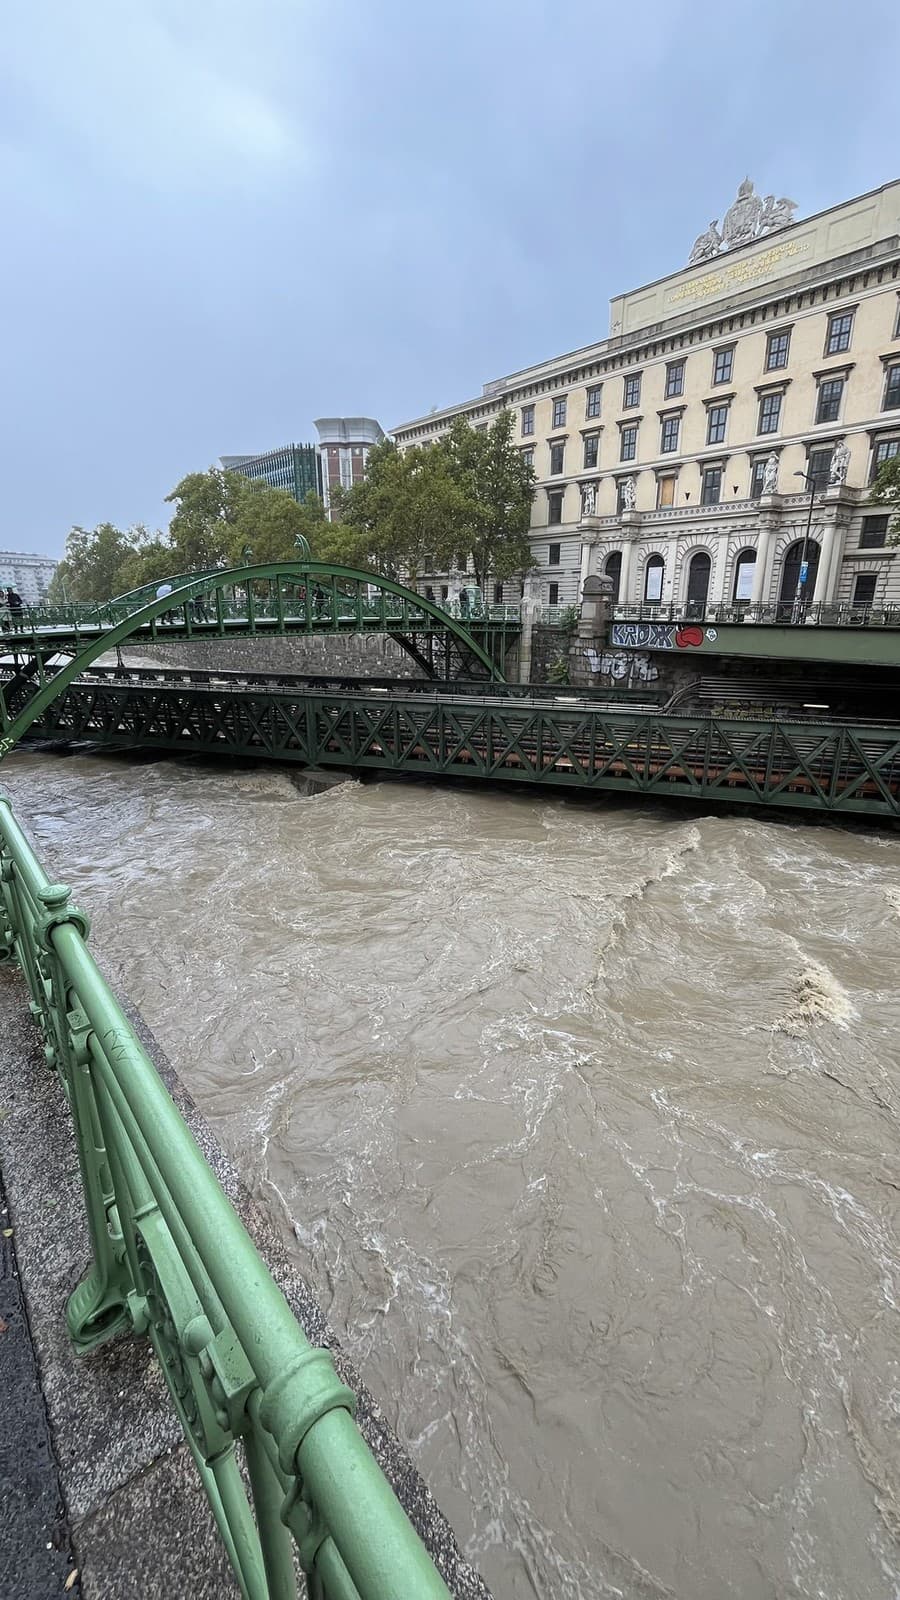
left=393, top=179, right=900, bottom=613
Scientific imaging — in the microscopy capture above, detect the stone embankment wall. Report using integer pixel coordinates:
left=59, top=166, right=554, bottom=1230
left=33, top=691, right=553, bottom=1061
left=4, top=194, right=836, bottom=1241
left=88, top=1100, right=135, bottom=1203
left=123, top=633, right=418, bottom=676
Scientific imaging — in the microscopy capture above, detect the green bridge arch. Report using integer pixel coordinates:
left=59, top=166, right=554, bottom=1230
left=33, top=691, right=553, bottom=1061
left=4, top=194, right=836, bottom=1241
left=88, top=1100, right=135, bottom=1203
left=0, top=560, right=508, bottom=758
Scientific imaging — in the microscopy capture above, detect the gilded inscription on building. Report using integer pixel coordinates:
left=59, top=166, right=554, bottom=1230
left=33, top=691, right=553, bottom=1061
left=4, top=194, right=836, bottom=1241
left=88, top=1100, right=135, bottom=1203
left=666, top=238, right=810, bottom=308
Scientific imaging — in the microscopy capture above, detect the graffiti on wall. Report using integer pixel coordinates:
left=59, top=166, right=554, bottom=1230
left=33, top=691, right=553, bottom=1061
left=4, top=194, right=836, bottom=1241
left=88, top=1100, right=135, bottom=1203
left=610, top=623, right=718, bottom=650
left=584, top=647, right=659, bottom=686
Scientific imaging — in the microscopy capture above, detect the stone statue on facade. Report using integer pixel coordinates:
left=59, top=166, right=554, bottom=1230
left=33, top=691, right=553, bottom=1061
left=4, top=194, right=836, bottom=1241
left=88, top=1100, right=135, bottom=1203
left=721, top=178, right=765, bottom=249
left=760, top=194, right=797, bottom=235
left=581, top=482, right=597, bottom=517
left=688, top=220, right=722, bottom=265
left=621, top=476, right=636, bottom=512
left=762, top=451, right=779, bottom=494
left=828, top=439, right=851, bottom=485
left=686, top=179, right=799, bottom=264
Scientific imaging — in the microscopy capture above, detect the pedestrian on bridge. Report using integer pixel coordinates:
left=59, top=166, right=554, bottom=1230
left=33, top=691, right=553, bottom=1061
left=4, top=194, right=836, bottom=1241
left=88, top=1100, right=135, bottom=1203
left=5, top=587, right=23, bottom=626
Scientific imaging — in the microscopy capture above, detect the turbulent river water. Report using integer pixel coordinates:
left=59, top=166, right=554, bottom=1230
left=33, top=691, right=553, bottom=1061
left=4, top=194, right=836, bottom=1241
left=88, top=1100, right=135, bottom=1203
left=4, top=750, right=900, bottom=1599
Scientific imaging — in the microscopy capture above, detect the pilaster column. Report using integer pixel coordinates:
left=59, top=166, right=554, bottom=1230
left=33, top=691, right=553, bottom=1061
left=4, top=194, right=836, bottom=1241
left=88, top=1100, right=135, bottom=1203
left=812, top=518, right=838, bottom=604
left=708, top=536, right=728, bottom=606
left=619, top=538, right=636, bottom=604
left=751, top=520, right=775, bottom=605
left=579, top=540, right=593, bottom=591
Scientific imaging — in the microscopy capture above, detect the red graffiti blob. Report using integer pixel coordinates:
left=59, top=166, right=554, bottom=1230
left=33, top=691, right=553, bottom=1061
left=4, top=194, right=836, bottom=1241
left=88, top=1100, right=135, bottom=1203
left=674, top=626, right=704, bottom=649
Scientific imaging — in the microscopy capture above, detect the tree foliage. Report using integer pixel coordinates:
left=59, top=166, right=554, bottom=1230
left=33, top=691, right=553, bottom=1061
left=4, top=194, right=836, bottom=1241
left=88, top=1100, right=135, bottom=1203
left=870, top=456, right=900, bottom=543
left=45, top=421, right=537, bottom=606
left=334, top=412, right=535, bottom=584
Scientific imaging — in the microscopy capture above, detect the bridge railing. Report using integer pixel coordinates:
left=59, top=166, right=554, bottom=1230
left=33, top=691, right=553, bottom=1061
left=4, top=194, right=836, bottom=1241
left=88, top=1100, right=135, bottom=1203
left=0, top=793, right=452, bottom=1600
left=611, top=601, right=900, bottom=628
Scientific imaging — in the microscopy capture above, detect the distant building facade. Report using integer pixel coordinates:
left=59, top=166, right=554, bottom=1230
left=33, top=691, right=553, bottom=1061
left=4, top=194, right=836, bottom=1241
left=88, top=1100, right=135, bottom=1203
left=314, top=418, right=386, bottom=518
left=0, top=551, right=58, bottom=604
left=221, top=418, right=385, bottom=522
left=220, top=443, right=322, bottom=504
left=393, top=178, right=900, bottom=613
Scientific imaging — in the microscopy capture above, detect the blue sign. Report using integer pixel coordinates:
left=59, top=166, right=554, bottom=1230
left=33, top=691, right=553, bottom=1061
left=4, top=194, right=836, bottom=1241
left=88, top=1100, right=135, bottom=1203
left=799, top=562, right=809, bottom=583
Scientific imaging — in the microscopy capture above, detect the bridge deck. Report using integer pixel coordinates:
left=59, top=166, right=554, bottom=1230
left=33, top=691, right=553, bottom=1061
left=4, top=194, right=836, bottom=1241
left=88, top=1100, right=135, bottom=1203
left=25, top=670, right=900, bottom=820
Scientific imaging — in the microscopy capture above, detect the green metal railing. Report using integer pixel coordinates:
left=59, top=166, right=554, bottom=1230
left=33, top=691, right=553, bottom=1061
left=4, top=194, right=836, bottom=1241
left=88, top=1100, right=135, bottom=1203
left=0, top=793, right=452, bottom=1600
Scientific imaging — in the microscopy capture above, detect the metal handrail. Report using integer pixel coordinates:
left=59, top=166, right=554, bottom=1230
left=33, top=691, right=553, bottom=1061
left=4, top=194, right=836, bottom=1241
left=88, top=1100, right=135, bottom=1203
left=0, top=794, right=452, bottom=1600
left=611, top=601, right=900, bottom=628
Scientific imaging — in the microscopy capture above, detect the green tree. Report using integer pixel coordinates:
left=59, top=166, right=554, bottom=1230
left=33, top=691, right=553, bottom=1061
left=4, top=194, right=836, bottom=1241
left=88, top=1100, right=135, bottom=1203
left=226, top=486, right=331, bottom=566
left=164, top=467, right=246, bottom=570
left=441, top=410, right=536, bottom=588
left=114, top=537, right=179, bottom=595
left=47, top=522, right=144, bottom=602
left=332, top=412, right=535, bottom=587
left=334, top=438, right=468, bottom=578
left=871, top=455, right=900, bottom=543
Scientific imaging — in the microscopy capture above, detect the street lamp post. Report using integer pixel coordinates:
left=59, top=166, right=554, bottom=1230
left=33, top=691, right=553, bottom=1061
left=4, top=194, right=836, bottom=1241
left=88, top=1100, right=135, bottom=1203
left=792, top=469, right=817, bottom=623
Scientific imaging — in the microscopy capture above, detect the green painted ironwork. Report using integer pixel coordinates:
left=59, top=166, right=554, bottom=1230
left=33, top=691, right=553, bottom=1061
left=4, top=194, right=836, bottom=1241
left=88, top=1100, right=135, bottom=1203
left=0, top=792, right=453, bottom=1600
left=26, top=672, right=900, bottom=819
left=0, top=561, right=516, bottom=757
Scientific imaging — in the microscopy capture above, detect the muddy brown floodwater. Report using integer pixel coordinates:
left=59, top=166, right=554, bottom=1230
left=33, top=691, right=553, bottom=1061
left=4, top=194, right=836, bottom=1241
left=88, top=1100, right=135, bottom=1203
left=4, top=749, right=900, bottom=1599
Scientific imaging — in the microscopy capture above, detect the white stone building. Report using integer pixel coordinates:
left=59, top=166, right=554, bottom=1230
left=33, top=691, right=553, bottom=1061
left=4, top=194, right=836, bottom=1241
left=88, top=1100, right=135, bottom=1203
left=392, top=179, right=900, bottom=615
left=0, top=551, right=58, bottom=605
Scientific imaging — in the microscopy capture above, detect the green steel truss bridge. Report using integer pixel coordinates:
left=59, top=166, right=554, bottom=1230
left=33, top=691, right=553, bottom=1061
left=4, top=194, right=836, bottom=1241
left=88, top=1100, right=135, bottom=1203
left=0, top=560, right=519, bottom=755
left=22, top=664, right=900, bottom=820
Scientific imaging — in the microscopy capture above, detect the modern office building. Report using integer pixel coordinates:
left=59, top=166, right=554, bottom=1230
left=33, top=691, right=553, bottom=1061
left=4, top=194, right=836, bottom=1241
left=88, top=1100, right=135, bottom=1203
left=222, top=418, right=385, bottom=520
left=0, top=551, right=58, bottom=604
left=392, top=178, right=900, bottom=612
left=313, top=418, right=386, bottom=518
left=220, top=443, right=322, bottom=504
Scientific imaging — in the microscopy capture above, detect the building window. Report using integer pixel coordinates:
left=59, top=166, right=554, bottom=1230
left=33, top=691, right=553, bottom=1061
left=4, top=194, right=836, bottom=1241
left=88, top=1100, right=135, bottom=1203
left=585, top=385, right=602, bottom=418
left=707, top=404, right=729, bottom=445
left=644, top=554, right=665, bottom=602
left=547, top=489, right=564, bottom=524
left=493, top=582, right=504, bottom=604
left=583, top=434, right=599, bottom=469
left=623, top=373, right=641, bottom=408
left=807, top=448, right=832, bottom=491
left=549, top=441, right=565, bottom=475
left=660, top=414, right=680, bottom=454
left=871, top=439, right=900, bottom=481
left=521, top=405, right=535, bottom=436
left=522, top=446, right=534, bottom=468
left=604, top=551, right=622, bottom=603
left=750, top=458, right=768, bottom=498
left=713, top=346, right=734, bottom=385
left=441, top=585, right=449, bottom=600
left=859, top=515, right=889, bottom=548
left=425, top=586, right=434, bottom=600
left=620, top=424, right=638, bottom=461
left=657, top=474, right=676, bottom=508
left=852, top=573, right=878, bottom=608
left=701, top=466, right=722, bottom=505
left=758, top=392, right=782, bottom=434
left=816, top=377, right=844, bottom=424
left=895, top=299, right=900, bottom=339
left=826, top=310, right=854, bottom=355
left=552, top=396, right=567, bottom=428
left=548, top=541, right=561, bottom=565
left=732, top=549, right=756, bottom=602
left=548, top=581, right=560, bottom=605
left=766, top=329, right=791, bottom=370
left=884, top=364, right=900, bottom=411
left=665, top=361, right=685, bottom=399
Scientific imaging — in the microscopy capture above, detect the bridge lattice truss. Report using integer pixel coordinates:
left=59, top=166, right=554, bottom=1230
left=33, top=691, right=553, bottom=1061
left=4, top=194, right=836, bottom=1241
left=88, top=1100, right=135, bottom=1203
left=29, top=668, right=900, bottom=819
left=0, top=562, right=517, bottom=756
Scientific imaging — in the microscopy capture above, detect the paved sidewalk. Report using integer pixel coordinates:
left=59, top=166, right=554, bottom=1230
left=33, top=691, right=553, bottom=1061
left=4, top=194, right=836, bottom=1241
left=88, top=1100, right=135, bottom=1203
left=0, top=1170, right=79, bottom=1598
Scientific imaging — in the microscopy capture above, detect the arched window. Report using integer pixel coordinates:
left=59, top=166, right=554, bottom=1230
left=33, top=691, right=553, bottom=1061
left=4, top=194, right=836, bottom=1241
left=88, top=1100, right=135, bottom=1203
left=644, top=553, right=665, bottom=604
left=684, top=551, right=711, bottom=616
left=777, top=539, right=821, bottom=617
left=732, top=549, right=756, bottom=604
left=604, top=551, right=622, bottom=603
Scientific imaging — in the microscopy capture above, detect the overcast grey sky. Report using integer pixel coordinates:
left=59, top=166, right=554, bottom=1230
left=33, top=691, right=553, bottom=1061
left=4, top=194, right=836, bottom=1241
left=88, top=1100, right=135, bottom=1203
left=3, top=0, right=899, bottom=557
